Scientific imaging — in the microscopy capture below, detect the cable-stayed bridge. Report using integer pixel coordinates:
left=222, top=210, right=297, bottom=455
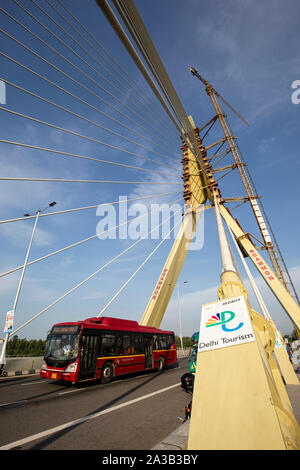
left=0, top=0, right=300, bottom=451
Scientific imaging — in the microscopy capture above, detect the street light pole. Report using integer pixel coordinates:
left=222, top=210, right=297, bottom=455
left=168, top=281, right=188, bottom=353
left=0, top=202, right=56, bottom=375
left=177, top=285, right=183, bottom=352
left=176, top=281, right=188, bottom=353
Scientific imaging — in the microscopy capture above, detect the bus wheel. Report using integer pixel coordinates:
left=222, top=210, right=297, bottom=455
left=157, top=357, right=165, bottom=372
left=101, top=362, right=113, bottom=384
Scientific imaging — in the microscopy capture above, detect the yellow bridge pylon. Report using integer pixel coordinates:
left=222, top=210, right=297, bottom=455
left=140, top=119, right=300, bottom=449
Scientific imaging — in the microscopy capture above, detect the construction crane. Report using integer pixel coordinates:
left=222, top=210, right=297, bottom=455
left=190, top=67, right=300, bottom=334
left=190, top=67, right=250, bottom=127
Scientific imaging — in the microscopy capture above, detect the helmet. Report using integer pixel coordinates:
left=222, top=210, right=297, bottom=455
left=191, top=331, right=199, bottom=344
left=181, top=372, right=194, bottom=391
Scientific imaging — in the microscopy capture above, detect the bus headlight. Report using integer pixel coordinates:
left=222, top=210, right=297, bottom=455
left=41, top=361, right=47, bottom=370
left=65, top=362, right=77, bottom=373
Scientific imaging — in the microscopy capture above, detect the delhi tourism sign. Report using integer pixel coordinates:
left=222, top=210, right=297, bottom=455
left=198, top=296, right=256, bottom=352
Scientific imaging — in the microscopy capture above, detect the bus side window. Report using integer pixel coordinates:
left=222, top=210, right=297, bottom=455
left=159, top=335, right=167, bottom=349
left=116, top=335, right=122, bottom=355
left=132, top=335, right=143, bottom=354
left=153, top=334, right=158, bottom=350
left=97, top=336, right=102, bottom=355
left=101, top=334, right=116, bottom=356
left=167, top=335, right=174, bottom=348
left=122, top=335, right=131, bottom=355
left=89, top=336, right=98, bottom=361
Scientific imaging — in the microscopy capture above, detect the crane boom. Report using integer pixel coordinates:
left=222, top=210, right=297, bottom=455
left=190, top=67, right=249, bottom=126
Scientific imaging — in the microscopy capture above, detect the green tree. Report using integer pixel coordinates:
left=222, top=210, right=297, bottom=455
left=5, top=336, right=46, bottom=356
left=175, top=335, right=193, bottom=348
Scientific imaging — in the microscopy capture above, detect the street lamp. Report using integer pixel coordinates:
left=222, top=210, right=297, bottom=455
left=177, top=281, right=188, bottom=352
left=0, top=201, right=57, bottom=375
left=168, top=280, right=188, bottom=353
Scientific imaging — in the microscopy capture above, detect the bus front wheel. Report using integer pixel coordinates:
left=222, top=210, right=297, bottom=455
left=101, top=362, right=113, bottom=384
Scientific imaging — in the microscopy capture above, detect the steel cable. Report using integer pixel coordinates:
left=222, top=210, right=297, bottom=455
left=0, top=28, right=179, bottom=153
left=0, top=51, right=180, bottom=160
left=31, top=0, right=180, bottom=144
left=0, top=9, right=178, bottom=150
left=0, top=138, right=178, bottom=177
left=97, top=212, right=183, bottom=316
left=0, top=197, right=183, bottom=279
left=0, top=176, right=181, bottom=185
left=0, top=106, right=180, bottom=171
left=0, top=191, right=180, bottom=225
left=11, top=204, right=183, bottom=336
left=1, top=78, right=179, bottom=168
left=54, top=0, right=178, bottom=136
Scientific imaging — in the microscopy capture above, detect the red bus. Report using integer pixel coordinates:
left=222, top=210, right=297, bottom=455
left=40, top=316, right=178, bottom=384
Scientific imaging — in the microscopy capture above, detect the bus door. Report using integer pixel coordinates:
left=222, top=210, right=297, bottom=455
left=144, top=336, right=153, bottom=369
left=79, top=334, right=99, bottom=380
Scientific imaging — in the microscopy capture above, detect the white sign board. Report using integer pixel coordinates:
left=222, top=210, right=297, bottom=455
left=274, top=330, right=283, bottom=349
left=198, top=295, right=255, bottom=353
left=3, top=309, right=14, bottom=334
left=291, top=340, right=300, bottom=365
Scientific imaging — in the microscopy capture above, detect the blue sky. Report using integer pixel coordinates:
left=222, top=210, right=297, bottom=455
left=0, top=0, right=299, bottom=340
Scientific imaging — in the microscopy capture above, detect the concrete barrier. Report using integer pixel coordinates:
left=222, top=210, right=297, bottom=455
left=3, top=357, right=43, bottom=377
left=177, top=348, right=191, bottom=359
left=2, top=348, right=190, bottom=377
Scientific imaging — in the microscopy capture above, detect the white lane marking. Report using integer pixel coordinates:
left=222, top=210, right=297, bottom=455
left=21, top=380, right=48, bottom=386
left=0, top=400, right=28, bottom=408
left=0, top=382, right=180, bottom=449
left=58, top=388, right=85, bottom=395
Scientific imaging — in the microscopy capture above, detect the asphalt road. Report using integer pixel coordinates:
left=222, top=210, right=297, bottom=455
left=0, top=357, right=190, bottom=450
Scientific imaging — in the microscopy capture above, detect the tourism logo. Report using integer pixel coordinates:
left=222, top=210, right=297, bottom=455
left=198, top=296, right=255, bottom=352
left=206, top=310, right=244, bottom=332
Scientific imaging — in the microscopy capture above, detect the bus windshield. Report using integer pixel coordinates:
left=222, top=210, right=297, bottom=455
left=45, top=332, right=80, bottom=363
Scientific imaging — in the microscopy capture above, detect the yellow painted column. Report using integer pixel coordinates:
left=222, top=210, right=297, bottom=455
left=140, top=116, right=210, bottom=328
left=187, top=197, right=300, bottom=450
left=140, top=206, right=202, bottom=328
left=226, top=221, right=299, bottom=386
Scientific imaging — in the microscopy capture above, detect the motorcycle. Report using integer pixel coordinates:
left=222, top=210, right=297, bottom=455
left=176, top=372, right=194, bottom=423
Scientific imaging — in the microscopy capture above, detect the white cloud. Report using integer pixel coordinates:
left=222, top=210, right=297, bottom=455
left=127, top=170, right=183, bottom=207
left=1, top=220, right=54, bottom=247
left=161, top=285, right=217, bottom=335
